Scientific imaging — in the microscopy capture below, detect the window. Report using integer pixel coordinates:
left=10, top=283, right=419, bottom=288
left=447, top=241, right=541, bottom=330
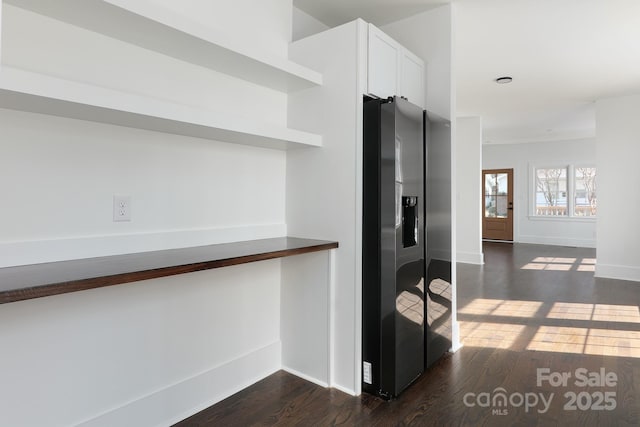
left=574, top=167, right=597, bottom=217
left=535, top=168, right=567, bottom=216
left=532, top=165, right=596, bottom=218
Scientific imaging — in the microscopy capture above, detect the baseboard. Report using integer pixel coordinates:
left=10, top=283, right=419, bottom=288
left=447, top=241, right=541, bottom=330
left=282, top=366, right=329, bottom=388
left=517, top=235, right=596, bottom=248
left=330, top=382, right=357, bottom=396
left=0, top=224, right=287, bottom=267
left=450, top=341, right=464, bottom=353
left=270, top=365, right=355, bottom=397
left=456, top=251, right=484, bottom=265
left=595, top=263, right=640, bottom=283
left=76, top=342, right=282, bottom=427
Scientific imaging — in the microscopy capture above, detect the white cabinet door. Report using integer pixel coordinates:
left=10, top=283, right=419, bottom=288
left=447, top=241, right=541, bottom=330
left=367, top=24, right=425, bottom=109
left=400, top=49, right=425, bottom=109
left=367, top=24, right=400, bottom=100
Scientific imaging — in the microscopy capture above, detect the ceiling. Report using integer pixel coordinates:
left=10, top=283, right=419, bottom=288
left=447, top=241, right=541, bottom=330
left=293, top=0, right=640, bottom=144
left=293, top=0, right=449, bottom=28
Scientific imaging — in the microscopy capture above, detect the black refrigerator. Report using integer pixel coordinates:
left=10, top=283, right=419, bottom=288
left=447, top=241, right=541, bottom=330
left=362, top=96, right=425, bottom=399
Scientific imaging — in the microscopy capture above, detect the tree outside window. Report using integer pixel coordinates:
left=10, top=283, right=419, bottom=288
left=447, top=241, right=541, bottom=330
left=574, top=167, right=597, bottom=216
left=535, top=168, right=567, bottom=216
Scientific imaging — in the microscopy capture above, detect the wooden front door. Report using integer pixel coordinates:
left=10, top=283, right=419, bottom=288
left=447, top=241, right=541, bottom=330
left=482, top=169, right=514, bottom=241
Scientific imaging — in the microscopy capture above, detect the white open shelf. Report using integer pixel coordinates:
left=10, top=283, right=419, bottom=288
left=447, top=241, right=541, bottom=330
left=4, top=0, right=323, bottom=92
left=0, top=66, right=323, bottom=149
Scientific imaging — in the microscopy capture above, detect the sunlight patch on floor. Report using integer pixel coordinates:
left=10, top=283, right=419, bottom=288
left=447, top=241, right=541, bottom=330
left=459, top=297, right=640, bottom=358
left=459, top=321, right=526, bottom=349
left=458, top=298, right=543, bottom=317
left=592, top=304, right=640, bottom=323
left=547, top=302, right=640, bottom=323
left=527, top=326, right=587, bottom=353
left=585, top=329, right=640, bottom=357
left=527, top=326, right=640, bottom=358
left=521, top=257, right=596, bottom=272
left=547, top=302, right=595, bottom=321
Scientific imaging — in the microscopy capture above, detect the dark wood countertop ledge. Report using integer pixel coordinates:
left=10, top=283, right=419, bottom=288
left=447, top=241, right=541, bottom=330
left=0, top=237, right=338, bottom=305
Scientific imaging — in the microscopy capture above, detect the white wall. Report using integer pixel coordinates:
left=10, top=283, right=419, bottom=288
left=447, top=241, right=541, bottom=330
left=292, top=5, right=329, bottom=41
left=382, top=5, right=453, bottom=120
left=281, top=251, right=331, bottom=386
left=288, top=19, right=367, bottom=396
left=456, top=117, right=483, bottom=264
left=0, top=109, right=287, bottom=266
left=595, top=93, right=640, bottom=281
left=145, top=0, right=292, bottom=57
left=0, top=4, right=289, bottom=263
left=0, top=262, right=282, bottom=427
left=0, top=1, right=299, bottom=425
left=483, top=138, right=597, bottom=247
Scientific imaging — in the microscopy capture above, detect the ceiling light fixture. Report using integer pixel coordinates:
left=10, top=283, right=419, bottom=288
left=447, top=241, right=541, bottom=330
left=496, top=76, right=513, bottom=84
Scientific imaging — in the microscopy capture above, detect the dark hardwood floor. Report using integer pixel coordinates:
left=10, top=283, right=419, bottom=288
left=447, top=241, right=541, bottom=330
left=175, top=242, right=640, bottom=426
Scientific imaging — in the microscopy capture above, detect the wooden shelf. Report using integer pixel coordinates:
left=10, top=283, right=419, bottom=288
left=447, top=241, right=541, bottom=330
left=0, top=67, right=323, bottom=149
left=0, top=237, right=339, bottom=304
left=5, top=0, right=323, bottom=92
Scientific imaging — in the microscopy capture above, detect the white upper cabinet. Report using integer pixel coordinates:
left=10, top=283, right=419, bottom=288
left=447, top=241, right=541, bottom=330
left=367, top=23, right=425, bottom=109
left=367, top=24, right=400, bottom=101
left=400, top=49, right=425, bottom=110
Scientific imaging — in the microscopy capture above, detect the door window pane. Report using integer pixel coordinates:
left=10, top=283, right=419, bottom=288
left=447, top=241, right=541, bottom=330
left=485, top=173, right=509, bottom=218
left=485, top=174, right=495, bottom=196
left=485, top=174, right=496, bottom=217
left=485, top=195, right=496, bottom=218
left=496, top=195, right=508, bottom=217
left=535, top=168, right=567, bottom=216
left=496, top=173, right=508, bottom=195
left=574, top=167, right=597, bottom=216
